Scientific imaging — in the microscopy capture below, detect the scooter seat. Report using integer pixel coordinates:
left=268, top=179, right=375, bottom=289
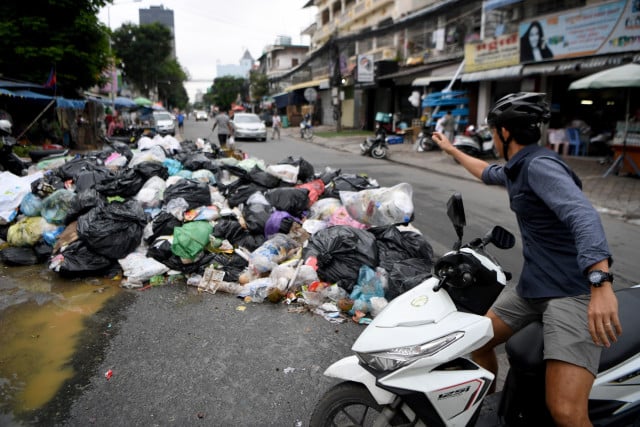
left=506, top=287, right=640, bottom=373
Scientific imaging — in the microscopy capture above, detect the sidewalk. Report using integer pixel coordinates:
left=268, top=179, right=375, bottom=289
left=283, top=125, right=640, bottom=224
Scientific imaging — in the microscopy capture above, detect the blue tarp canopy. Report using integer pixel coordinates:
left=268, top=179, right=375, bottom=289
left=273, top=92, right=290, bottom=109
left=0, top=86, right=87, bottom=109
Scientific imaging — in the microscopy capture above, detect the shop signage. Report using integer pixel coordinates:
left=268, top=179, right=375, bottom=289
left=356, top=54, right=374, bottom=83
left=464, top=33, right=520, bottom=72
left=519, top=0, right=640, bottom=63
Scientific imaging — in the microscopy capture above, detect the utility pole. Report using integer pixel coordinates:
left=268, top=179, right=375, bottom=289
left=330, top=35, right=342, bottom=132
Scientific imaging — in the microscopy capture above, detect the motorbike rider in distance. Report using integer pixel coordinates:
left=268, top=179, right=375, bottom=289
left=432, top=92, right=620, bottom=427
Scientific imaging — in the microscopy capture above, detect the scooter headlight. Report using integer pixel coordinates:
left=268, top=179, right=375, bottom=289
left=356, top=332, right=464, bottom=372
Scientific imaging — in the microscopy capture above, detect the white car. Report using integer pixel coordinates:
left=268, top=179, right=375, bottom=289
left=232, top=113, right=267, bottom=142
left=152, top=111, right=176, bottom=136
left=194, top=110, right=208, bottom=121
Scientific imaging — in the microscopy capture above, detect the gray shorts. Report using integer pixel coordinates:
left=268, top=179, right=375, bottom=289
left=491, top=285, right=601, bottom=376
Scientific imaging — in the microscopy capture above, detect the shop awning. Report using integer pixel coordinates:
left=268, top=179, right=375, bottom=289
left=522, top=54, right=633, bottom=76
left=284, top=78, right=329, bottom=92
left=412, top=75, right=458, bottom=86
left=461, top=65, right=522, bottom=82
left=273, top=92, right=290, bottom=108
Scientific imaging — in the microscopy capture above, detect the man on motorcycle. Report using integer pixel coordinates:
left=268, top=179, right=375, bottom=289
left=432, top=92, right=620, bottom=427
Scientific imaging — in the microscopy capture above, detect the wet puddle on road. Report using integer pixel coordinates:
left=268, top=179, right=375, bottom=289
left=0, top=263, right=120, bottom=419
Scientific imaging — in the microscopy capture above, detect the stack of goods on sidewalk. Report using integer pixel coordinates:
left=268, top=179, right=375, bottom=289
left=0, top=133, right=434, bottom=324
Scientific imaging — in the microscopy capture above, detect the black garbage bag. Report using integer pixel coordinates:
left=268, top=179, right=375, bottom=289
left=145, top=211, right=183, bottom=244
left=163, top=179, right=211, bottom=210
left=146, top=239, right=247, bottom=279
left=318, top=167, right=341, bottom=185
left=77, top=200, right=147, bottom=260
left=278, top=156, right=314, bottom=183
left=247, top=166, right=282, bottom=188
left=323, top=174, right=379, bottom=199
left=102, top=141, right=133, bottom=162
left=33, top=238, right=53, bottom=262
left=94, top=168, right=145, bottom=198
left=74, top=166, right=114, bottom=193
left=302, top=225, right=378, bottom=292
left=181, top=153, right=218, bottom=172
left=134, top=161, right=169, bottom=181
left=264, top=187, right=309, bottom=218
left=225, top=182, right=269, bottom=208
left=31, top=172, right=66, bottom=198
left=387, top=258, right=433, bottom=300
left=57, top=157, right=101, bottom=181
left=0, top=246, right=39, bottom=266
left=370, top=225, right=434, bottom=273
left=213, top=218, right=265, bottom=251
left=51, top=240, right=115, bottom=277
left=0, top=224, right=9, bottom=241
left=243, top=202, right=273, bottom=234
left=65, top=189, right=105, bottom=225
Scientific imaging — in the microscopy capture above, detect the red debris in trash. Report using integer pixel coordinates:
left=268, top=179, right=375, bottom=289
left=105, top=369, right=113, bottom=380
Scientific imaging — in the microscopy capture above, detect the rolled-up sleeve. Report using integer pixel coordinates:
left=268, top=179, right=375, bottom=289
left=481, top=164, right=507, bottom=186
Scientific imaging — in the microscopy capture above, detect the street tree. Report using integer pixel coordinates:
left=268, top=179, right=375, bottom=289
left=112, top=23, right=173, bottom=98
left=249, top=71, right=269, bottom=104
left=204, top=76, right=247, bottom=110
left=158, top=59, right=189, bottom=110
left=0, top=0, right=111, bottom=96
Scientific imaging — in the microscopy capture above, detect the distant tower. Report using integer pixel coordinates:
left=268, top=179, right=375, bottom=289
left=139, top=5, right=176, bottom=58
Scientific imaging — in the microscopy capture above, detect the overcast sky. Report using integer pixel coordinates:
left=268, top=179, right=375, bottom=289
left=98, top=0, right=316, bottom=101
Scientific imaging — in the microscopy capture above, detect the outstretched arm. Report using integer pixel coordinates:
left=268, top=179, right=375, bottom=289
left=432, top=131, right=488, bottom=180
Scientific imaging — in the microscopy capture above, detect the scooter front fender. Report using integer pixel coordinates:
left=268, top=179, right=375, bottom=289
left=324, top=355, right=396, bottom=405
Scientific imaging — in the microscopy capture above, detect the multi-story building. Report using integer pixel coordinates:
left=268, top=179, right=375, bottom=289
left=217, top=49, right=255, bottom=78
left=139, top=5, right=176, bottom=59
left=280, top=0, right=640, bottom=148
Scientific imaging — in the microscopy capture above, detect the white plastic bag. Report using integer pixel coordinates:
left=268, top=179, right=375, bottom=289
left=340, top=183, right=414, bottom=226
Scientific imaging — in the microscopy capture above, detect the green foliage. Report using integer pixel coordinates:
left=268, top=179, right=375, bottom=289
left=0, top=0, right=111, bottom=96
left=249, top=71, right=269, bottom=103
left=208, top=76, right=248, bottom=110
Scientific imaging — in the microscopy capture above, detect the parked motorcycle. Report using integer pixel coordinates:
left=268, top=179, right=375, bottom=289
left=310, top=193, right=640, bottom=427
left=0, top=119, right=68, bottom=176
left=415, top=124, right=439, bottom=152
left=452, top=124, right=498, bottom=159
left=360, top=122, right=389, bottom=159
left=300, top=114, right=313, bottom=140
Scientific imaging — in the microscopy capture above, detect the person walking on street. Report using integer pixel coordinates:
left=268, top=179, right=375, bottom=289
left=177, top=111, right=185, bottom=135
left=272, top=112, right=281, bottom=140
left=432, top=92, right=620, bottom=427
left=212, top=108, right=233, bottom=148
left=436, top=110, right=455, bottom=141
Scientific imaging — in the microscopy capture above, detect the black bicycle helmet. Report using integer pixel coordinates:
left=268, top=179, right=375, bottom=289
left=486, top=92, right=550, bottom=129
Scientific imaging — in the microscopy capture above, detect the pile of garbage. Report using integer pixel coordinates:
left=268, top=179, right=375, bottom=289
left=0, top=134, right=434, bottom=323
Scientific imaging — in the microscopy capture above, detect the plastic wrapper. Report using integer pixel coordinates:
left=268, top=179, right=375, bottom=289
left=264, top=210, right=300, bottom=239
left=171, top=221, right=213, bottom=260
left=0, top=171, right=43, bottom=223
left=128, top=145, right=167, bottom=167
left=302, top=219, right=328, bottom=235
left=308, top=197, right=342, bottom=220
left=349, top=265, right=387, bottom=315
left=328, top=206, right=367, bottom=229
left=191, top=169, right=217, bottom=185
left=296, top=179, right=325, bottom=206
left=248, top=233, right=298, bottom=275
left=266, top=164, right=298, bottom=184
left=7, top=217, right=57, bottom=247
left=163, top=158, right=183, bottom=176
left=340, top=182, right=414, bottom=226
left=278, top=156, right=314, bottom=182
left=135, top=176, right=166, bottom=208
left=20, top=192, right=43, bottom=217
left=118, top=252, right=170, bottom=286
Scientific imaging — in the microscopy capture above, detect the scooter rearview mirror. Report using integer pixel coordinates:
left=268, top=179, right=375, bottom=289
left=447, top=193, right=466, bottom=247
left=490, top=226, right=516, bottom=249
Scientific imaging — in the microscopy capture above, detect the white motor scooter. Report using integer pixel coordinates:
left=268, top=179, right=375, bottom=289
left=453, top=125, right=498, bottom=159
left=310, top=193, right=640, bottom=427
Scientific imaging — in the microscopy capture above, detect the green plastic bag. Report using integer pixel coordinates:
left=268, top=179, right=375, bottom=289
left=171, top=221, right=213, bottom=260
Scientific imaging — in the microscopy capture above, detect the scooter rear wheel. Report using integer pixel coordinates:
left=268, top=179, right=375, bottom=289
left=309, top=382, right=409, bottom=427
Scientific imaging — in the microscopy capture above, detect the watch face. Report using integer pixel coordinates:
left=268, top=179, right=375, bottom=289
left=589, top=271, right=605, bottom=283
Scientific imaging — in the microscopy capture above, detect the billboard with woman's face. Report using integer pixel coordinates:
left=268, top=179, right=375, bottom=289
left=519, top=0, right=640, bottom=63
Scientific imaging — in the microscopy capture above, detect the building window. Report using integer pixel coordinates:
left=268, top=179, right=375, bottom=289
left=292, top=58, right=299, bottom=67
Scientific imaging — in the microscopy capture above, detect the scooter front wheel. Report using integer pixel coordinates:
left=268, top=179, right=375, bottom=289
left=309, top=382, right=408, bottom=427
left=371, top=144, right=387, bottom=159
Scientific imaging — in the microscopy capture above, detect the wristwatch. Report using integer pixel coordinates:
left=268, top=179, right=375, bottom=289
left=588, top=270, right=613, bottom=288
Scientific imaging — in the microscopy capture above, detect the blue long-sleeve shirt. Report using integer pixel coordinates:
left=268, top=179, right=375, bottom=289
left=482, top=145, right=611, bottom=298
